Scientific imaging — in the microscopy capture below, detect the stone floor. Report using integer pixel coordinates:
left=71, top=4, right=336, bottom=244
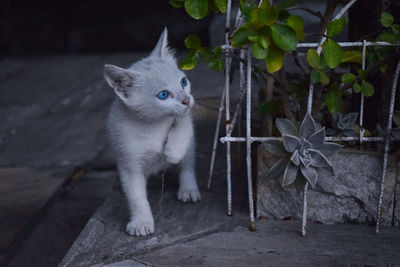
left=1, top=52, right=400, bottom=267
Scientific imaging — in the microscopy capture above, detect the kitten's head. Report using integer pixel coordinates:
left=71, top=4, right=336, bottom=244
left=103, top=28, right=194, bottom=121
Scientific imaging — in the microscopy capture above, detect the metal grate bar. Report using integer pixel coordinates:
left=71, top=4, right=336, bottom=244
left=376, top=59, right=400, bottom=233
left=246, top=48, right=256, bottom=230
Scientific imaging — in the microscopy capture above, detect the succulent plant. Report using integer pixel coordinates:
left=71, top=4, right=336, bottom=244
left=263, top=113, right=342, bottom=192
left=327, top=112, right=358, bottom=137
left=391, top=128, right=400, bottom=140
left=391, top=111, right=400, bottom=140
left=376, top=111, right=400, bottom=140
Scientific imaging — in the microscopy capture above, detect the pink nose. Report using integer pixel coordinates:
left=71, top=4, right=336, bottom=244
left=182, top=97, right=190, bottom=106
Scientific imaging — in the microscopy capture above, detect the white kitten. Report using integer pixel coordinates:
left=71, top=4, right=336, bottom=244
left=103, top=28, right=201, bottom=236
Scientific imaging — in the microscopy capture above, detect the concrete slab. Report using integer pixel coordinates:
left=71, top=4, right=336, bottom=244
left=0, top=167, right=71, bottom=251
left=5, top=170, right=117, bottom=267
left=96, top=259, right=150, bottom=267
left=136, top=220, right=400, bottom=266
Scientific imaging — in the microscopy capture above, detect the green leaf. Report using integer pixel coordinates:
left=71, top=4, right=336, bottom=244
left=327, top=17, right=346, bottom=37
left=367, top=52, right=379, bottom=66
left=322, top=39, right=343, bottom=69
left=248, top=35, right=260, bottom=42
left=231, top=28, right=250, bottom=47
left=209, top=57, right=224, bottom=71
left=358, top=69, right=367, bottom=80
left=325, top=90, right=343, bottom=113
left=240, top=2, right=254, bottom=22
left=249, top=8, right=259, bottom=23
left=200, top=47, right=213, bottom=62
left=252, top=42, right=269, bottom=59
left=392, top=24, right=400, bottom=36
left=179, top=50, right=199, bottom=70
left=260, top=101, right=279, bottom=115
left=169, top=0, right=184, bottom=8
left=319, top=71, right=330, bottom=86
left=241, top=20, right=263, bottom=31
left=214, top=0, right=227, bottom=13
left=259, top=35, right=270, bottom=49
left=257, top=2, right=278, bottom=26
left=200, top=46, right=223, bottom=71
left=213, top=45, right=222, bottom=57
left=287, top=15, right=305, bottom=41
left=353, top=82, right=362, bottom=93
left=278, top=9, right=290, bottom=21
left=310, top=69, right=320, bottom=83
left=380, top=64, right=388, bottom=74
left=208, top=0, right=220, bottom=13
left=270, top=24, right=298, bottom=52
left=184, top=0, right=209, bottom=20
left=361, top=80, right=374, bottom=97
left=373, top=46, right=391, bottom=60
left=306, top=49, right=320, bottom=69
left=378, top=32, right=397, bottom=44
left=277, top=0, right=297, bottom=10
left=265, top=43, right=284, bottom=73
left=341, top=50, right=362, bottom=64
left=341, top=73, right=355, bottom=84
left=184, top=34, right=202, bottom=49
left=381, top=12, right=394, bottom=28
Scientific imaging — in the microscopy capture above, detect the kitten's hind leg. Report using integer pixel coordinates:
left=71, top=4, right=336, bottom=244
left=119, top=169, right=154, bottom=236
left=177, top=141, right=201, bottom=202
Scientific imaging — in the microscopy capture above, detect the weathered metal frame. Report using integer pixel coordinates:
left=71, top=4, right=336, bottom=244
left=207, top=0, right=400, bottom=235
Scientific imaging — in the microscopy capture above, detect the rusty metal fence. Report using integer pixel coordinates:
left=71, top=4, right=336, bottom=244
left=207, top=0, right=400, bottom=236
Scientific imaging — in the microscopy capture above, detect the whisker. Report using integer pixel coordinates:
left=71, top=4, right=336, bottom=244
left=195, top=100, right=219, bottom=111
left=193, top=104, right=204, bottom=120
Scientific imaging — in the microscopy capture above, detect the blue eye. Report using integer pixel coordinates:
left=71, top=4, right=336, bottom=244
left=180, top=77, right=187, bottom=88
left=156, top=90, right=169, bottom=100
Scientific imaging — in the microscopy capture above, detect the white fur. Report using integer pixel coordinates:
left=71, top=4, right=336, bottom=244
left=104, top=28, right=200, bottom=236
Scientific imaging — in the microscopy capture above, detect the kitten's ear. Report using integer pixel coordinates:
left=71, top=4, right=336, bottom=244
left=150, top=27, right=170, bottom=58
left=103, top=64, right=136, bottom=101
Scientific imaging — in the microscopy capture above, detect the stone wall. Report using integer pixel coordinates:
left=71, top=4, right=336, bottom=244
left=257, top=145, right=399, bottom=226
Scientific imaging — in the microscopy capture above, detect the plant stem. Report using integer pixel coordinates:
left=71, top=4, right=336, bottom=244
left=291, top=51, right=309, bottom=76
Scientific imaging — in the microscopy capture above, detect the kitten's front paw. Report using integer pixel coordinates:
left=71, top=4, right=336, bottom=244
left=126, top=220, right=154, bottom=236
left=164, top=147, right=184, bottom=165
left=177, top=188, right=201, bottom=202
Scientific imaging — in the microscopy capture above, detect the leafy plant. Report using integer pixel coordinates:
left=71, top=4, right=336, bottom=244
left=174, top=0, right=303, bottom=73
left=378, top=12, right=400, bottom=44
left=169, top=0, right=227, bottom=20
left=262, top=113, right=342, bottom=192
left=326, top=112, right=358, bottom=137
left=170, top=0, right=399, bottom=121
left=179, top=34, right=224, bottom=71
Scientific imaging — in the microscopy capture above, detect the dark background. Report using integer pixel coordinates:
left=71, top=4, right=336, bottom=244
left=2, top=0, right=399, bottom=56
left=0, top=0, right=212, bottom=55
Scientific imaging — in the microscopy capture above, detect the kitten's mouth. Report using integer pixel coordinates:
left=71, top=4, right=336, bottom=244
left=174, top=102, right=193, bottom=117
left=183, top=105, right=193, bottom=114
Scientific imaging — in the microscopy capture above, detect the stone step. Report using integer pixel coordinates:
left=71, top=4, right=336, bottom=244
left=0, top=167, right=72, bottom=265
